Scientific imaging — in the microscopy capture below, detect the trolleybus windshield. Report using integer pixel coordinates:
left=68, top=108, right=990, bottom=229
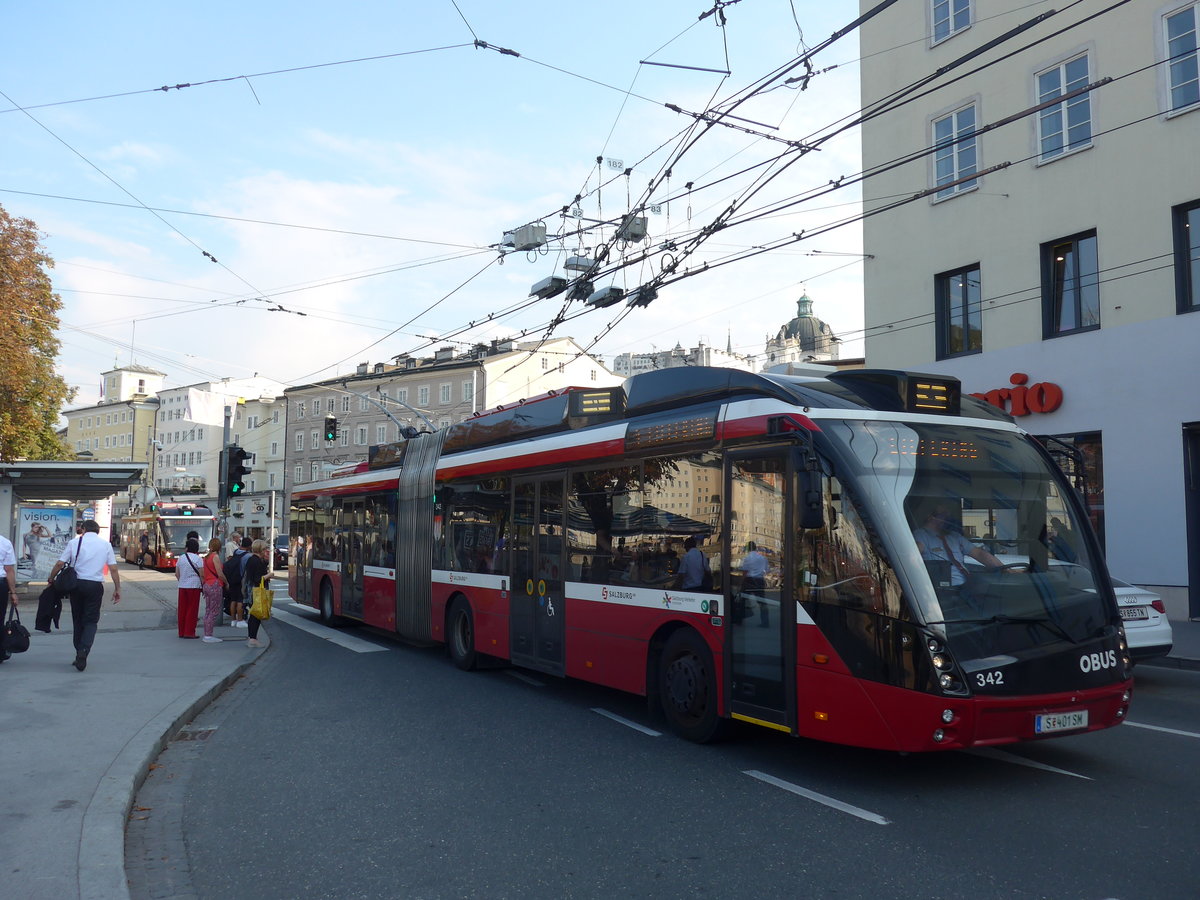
left=819, top=419, right=1112, bottom=660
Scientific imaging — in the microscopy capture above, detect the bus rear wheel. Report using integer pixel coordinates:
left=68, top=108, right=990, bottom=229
left=447, top=598, right=477, bottom=671
left=659, top=629, right=724, bottom=743
left=318, top=581, right=336, bottom=625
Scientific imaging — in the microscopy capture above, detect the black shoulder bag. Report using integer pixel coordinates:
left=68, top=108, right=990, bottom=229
left=53, top=538, right=83, bottom=596
left=3, top=604, right=31, bottom=654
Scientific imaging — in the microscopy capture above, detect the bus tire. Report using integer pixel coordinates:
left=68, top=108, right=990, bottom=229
left=318, top=580, right=336, bottom=625
left=659, top=628, right=724, bottom=743
left=447, top=598, right=477, bottom=671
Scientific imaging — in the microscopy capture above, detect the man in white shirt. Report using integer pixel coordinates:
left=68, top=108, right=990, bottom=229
left=739, top=541, right=770, bottom=626
left=48, top=520, right=121, bottom=672
left=0, top=532, right=18, bottom=663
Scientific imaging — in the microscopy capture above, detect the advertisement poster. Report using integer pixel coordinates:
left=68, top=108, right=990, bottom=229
left=16, top=506, right=77, bottom=583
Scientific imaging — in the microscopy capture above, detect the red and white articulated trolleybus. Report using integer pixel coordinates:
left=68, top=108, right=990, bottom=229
left=288, top=367, right=1133, bottom=752
left=120, top=501, right=217, bottom=570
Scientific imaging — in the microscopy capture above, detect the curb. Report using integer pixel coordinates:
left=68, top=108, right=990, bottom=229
left=1138, top=655, right=1200, bottom=672
left=79, top=645, right=267, bottom=900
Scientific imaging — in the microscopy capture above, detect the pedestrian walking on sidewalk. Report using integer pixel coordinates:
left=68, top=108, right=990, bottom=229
left=175, top=537, right=204, bottom=639
left=200, top=538, right=228, bottom=643
left=46, top=521, right=121, bottom=671
left=242, top=539, right=271, bottom=648
left=0, top=532, right=18, bottom=664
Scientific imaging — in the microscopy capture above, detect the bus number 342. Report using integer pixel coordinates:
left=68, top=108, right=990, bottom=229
left=975, top=670, right=1005, bottom=687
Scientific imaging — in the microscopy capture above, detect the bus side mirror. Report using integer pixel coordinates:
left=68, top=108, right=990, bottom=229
left=799, top=470, right=824, bottom=530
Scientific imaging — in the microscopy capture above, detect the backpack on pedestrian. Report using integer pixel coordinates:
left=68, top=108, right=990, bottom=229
left=222, top=550, right=246, bottom=621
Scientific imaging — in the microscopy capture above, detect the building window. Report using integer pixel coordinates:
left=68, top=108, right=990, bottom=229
left=377, top=424, right=387, bottom=443
left=932, top=104, right=977, bottom=198
left=272, top=410, right=280, bottom=424
left=1167, top=5, right=1199, bottom=112
left=295, top=432, right=305, bottom=452
left=418, top=386, right=430, bottom=407
left=296, top=402, right=306, bottom=419
left=541, top=357, right=549, bottom=370
left=269, top=473, right=276, bottom=488
left=270, top=441, right=279, bottom=456
left=932, top=0, right=970, bottom=44
left=311, top=462, right=320, bottom=481
left=439, top=383, right=451, bottom=404
left=1174, top=199, right=1200, bottom=312
left=397, top=388, right=408, bottom=404
left=462, top=380, right=473, bottom=403
left=295, top=465, right=303, bottom=484
left=936, top=265, right=982, bottom=358
left=439, top=418, right=452, bottom=429
left=1037, top=54, right=1092, bottom=161
left=1042, top=231, right=1100, bottom=337
left=311, top=431, right=320, bottom=450
left=360, top=396, right=370, bottom=412
left=339, top=431, right=349, bottom=447
left=327, top=398, right=335, bottom=412
left=356, top=426, right=368, bottom=445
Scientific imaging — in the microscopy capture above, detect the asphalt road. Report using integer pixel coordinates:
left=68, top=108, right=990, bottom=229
left=127, top=608, right=1200, bottom=900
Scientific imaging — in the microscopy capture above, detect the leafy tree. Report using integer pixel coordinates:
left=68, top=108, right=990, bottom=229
left=0, top=204, right=74, bottom=461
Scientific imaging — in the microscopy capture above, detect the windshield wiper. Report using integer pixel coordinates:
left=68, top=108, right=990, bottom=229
left=926, top=615, right=1078, bottom=645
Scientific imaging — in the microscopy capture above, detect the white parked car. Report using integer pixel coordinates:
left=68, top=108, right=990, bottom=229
left=1110, top=576, right=1173, bottom=662
left=961, top=555, right=1173, bottom=662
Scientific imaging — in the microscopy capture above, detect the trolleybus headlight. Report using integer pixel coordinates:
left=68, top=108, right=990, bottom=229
left=931, top=653, right=951, bottom=671
left=942, top=709, right=955, bottom=724
left=939, top=673, right=955, bottom=689
left=927, top=637, right=940, bottom=653
left=933, top=729, right=946, bottom=743
left=1122, top=690, right=1131, bottom=703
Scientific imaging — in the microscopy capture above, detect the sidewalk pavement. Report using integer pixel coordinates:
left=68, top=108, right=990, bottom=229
left=1, top=564, right=1197, bottom=900
left=1, top=564, right=274, bottom=900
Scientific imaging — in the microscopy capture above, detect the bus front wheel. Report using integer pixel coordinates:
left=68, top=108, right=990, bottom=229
left=447, top=598, right=477, bottom=671
left=659, top=629, right=724, bottom=743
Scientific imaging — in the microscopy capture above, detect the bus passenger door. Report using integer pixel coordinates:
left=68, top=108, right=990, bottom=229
left=342, top=500, right=365, bottom=619
left=510, top=476, right=565, bottom=676
left=725, top=451, right=793, bottom=732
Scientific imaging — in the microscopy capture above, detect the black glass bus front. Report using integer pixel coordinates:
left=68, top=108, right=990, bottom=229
left=811, top=417, right=1129, bottom=696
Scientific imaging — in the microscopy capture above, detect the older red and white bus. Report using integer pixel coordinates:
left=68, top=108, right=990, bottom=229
left=120, top=501, right=217, bottom=570
left=288, top=366, right=1132, bottom=752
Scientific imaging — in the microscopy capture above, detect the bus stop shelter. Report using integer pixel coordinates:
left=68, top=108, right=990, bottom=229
left=0, top=460, right=147, bottom=580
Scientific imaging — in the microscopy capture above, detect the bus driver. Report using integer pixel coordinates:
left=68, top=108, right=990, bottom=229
left=912, top=502, right=1004, bottom=587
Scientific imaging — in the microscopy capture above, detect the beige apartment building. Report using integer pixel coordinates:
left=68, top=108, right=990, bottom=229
left=858, top=0, right=1200, bottom=615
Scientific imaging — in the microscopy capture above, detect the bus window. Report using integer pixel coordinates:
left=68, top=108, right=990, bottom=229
left=640, top=452, right=723, bottom=590
left=801, top=475, right=904, bottom=618
left=440, top=479, right=509, bottom=575
left=567, top=466, right=641, bottom=583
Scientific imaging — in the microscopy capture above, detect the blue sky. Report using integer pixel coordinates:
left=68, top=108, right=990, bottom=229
left=3, top=1, right=867, bottom=407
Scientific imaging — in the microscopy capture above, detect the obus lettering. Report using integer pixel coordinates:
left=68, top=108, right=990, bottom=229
left=1079, top=650, right=1118, bottom=673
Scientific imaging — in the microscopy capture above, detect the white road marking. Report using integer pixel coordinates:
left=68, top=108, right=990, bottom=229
left=744, top=770, right=891, bottom=825
left=591, top=708, right=661, bottom=737
left=963, top=747, right=1093, bottom=780
left=271, top=608, right=389, bottom=653
left=505, top=670, right=545, bottom=687
left=1124, top=720, right=1200, bottom=740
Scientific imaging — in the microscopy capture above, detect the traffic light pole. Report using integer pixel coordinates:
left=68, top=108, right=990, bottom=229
left=219, top=405, right=231, bottom=507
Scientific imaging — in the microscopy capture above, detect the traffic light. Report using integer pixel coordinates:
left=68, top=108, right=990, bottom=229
left=324, top=414, right=338, bottom=442
left=225, top=445, right=253, bottom=498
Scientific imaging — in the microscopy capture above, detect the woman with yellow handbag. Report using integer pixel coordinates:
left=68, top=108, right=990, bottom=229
left=242, top=539, right=273, bottom=648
